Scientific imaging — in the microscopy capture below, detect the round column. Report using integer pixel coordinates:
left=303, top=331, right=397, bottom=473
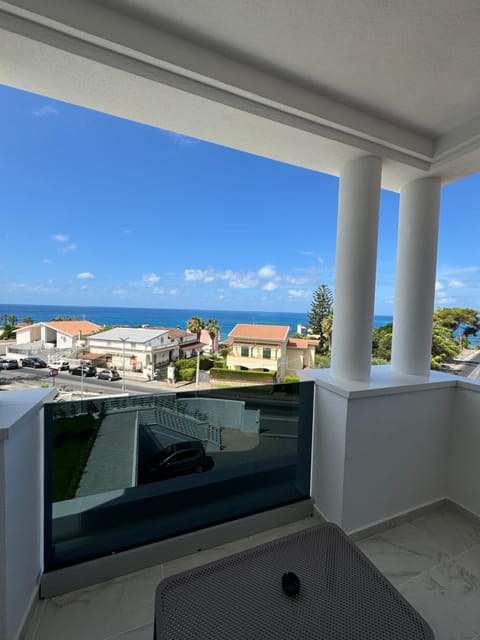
left=391, top=177, right=441, bottom=376
left=331, top=155, right=382, bottom=382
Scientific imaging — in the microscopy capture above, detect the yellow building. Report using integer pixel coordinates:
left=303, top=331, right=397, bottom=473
left=226, top=324, right=318, bottom=381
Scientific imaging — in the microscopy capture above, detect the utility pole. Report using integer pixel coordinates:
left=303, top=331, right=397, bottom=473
left=119, top=336, right=129, bottom=393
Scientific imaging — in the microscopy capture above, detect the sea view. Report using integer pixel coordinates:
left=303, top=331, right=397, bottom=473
left=1, top=303, right=394, bottom=342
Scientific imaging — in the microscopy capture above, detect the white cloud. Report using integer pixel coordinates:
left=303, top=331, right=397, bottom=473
left=258, top=264, right=276, bottom=279
left=284, top=275, right=309, bottom=285
left=435, top=281, right=444, bottom=291
left=77, top=272, right=95, bottom=279
left=33, top=105, right=58, bottom=117
left=142, top=273, right=161, bottom=287
left=229, top=274, right=259, bottom=289
left=185, top=269, right=209, bottom=281
left=42, top=258, right=53, bottom=264
left=63, top=244, right=77, bottom=252
left=449, top=280, right=466, bottom=288
left=112, top=288, right=128, bottom=296
left=317, top=256, right=324, bottom=264
left=288, top=289, right=310, bottom=299
left=53, top=234, right=69, bottom=242
left=262, top=281, right=278, bottom=291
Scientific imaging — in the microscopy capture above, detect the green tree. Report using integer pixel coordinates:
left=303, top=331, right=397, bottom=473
left=430, top=322, right=462, bottom=369
left=205, top=318, right=220, bottom=353
left=23, top=316, right=35, bottom=324
left=371, top=320, right=462, bottom=369
left=433, top=307, right=480, bottom=342
left=187, top=316, right=205, bottom=340
left=371, top=323, right=393, bottom=361
left=1, top=314, right=18, bottom=340
left=307, top=284, right=333, bottom=352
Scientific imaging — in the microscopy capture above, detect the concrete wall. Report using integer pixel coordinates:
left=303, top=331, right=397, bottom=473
left=447, top=381, right=480, bottom=517
left=310, top=386, right=348, bottom=525
left=343, top=387, right=453, bottom=532
left=305, top=366, right=457, bottom=533
left=178, top=397, right=245, bottom=430
left=0, top=389, right=54, bottom=640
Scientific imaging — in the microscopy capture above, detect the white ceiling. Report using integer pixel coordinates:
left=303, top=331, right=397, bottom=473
left=2, top=0, right=480, bottom=190
left=103, top=0, right=480, bottom=137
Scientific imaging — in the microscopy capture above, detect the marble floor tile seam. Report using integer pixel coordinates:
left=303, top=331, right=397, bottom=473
left=394, top=540, right=480, bottom=589
left=25, top=599, right=46, bottom=640
left=103, top=619, right=154, bottom=640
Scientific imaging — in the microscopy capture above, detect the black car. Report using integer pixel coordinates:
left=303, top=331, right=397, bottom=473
left=70, top=365, right=97, bottom=377
left=147, top=440, right=214, bottom=481
left=1, top=359, right=19, bottom=369
left=21, top=357, right=47, bottom=368
left=97, top=369, right=121, bottom=381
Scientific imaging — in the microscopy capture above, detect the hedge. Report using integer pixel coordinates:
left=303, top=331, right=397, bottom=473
left=210, top=368, right=275, bottom=383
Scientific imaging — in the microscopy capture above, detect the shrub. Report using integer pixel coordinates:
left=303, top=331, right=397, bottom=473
left=284, top=375, right=300, bottom=382
left=210, top=368, right=275, bottom=383
left=315, top=353, right=331, bottom=368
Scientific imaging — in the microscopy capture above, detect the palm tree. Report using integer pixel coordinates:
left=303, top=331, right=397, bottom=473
left=205, top=318, right=220, bottom=354
left=187, top=316, right=205, bottom=340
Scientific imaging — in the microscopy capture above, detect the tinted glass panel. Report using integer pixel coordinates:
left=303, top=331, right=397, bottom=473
left=44, top=382, right=314, bottom=571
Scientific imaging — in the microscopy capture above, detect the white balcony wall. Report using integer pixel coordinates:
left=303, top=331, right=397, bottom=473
left=0, top=389, right=54, bottom=640
left=342, top=384, right=454, bottom=532
left=305, top=366, right=464, bottom=533
left=448, top=381, right=480, bottom=516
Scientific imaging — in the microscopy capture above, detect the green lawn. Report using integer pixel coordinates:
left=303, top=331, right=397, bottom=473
left=52, top=415, right=100, bottom=502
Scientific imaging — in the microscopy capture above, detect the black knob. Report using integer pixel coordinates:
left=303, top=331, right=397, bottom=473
left=282, top=571, right=300, bottom=597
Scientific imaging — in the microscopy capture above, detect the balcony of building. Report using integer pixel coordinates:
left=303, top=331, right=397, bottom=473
left=1, top=370, right=480, bottom=640
left=2, top=1, right=480, bottom=638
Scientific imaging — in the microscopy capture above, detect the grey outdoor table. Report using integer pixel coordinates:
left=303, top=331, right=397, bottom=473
left=154, top=522, right=434, bottom=639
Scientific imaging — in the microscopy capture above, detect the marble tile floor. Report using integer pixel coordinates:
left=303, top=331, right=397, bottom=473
left=25, top=504, right=480, bottom=640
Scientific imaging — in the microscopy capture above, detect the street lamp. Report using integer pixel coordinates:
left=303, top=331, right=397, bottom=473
left=119, top=336, right=129, bottom=393
left=195, top=348, right=203, bottom=390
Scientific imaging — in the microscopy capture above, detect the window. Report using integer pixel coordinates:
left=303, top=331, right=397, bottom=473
left=263, top=348, right=271, bottom=359
left=241, top=346, right=249, bottom=357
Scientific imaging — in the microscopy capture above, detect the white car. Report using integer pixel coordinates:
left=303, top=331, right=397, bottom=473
left=50, top=360, right=70, bottom=371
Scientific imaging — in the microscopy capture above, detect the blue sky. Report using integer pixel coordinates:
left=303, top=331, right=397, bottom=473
left=1, top=84, right=479, bottom=314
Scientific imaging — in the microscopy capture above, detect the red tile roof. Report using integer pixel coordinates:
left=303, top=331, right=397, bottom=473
left=44, top=321, right=102, bottom=336
left=229, top=324, right=289, bottom=341
left=287, top=338, right=319, bottom=349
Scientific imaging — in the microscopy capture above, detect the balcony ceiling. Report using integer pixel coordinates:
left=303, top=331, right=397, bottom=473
left=2, top=0, right=480, bottom=190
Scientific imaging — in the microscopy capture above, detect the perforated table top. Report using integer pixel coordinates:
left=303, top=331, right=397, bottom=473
left=155, top=522, right=434, bottom=639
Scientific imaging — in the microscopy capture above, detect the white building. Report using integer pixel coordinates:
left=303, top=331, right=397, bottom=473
left=87, top=327, right=174, bottom=371
left=14, top=320, right=101, bottom=350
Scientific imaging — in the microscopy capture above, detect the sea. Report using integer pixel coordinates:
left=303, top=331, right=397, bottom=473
left=0, top=303, right=394, bottom=341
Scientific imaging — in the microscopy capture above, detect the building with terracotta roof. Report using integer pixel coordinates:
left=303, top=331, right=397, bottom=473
left=14, top=320, right=102, bottom=350
left=226, top=324, right=318, bottom=380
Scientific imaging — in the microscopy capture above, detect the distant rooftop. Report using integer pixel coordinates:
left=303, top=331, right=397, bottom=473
left=229, top=324, right=290, bottom=341
left=288, top=338, right=319, bottom=349
left=89, top=327, right=169, bottom=343
left=15, top=320, right=102, bottom=337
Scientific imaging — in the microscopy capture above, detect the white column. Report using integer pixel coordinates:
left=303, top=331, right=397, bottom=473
left=331, top=155, right=382, bottom=382
left=391, top=177, right=441, bottom=376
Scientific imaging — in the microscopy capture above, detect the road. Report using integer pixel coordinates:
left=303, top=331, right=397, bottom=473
left=452, top=350, right=480, bottom=380
left=0, top=366, right=162, bottom=395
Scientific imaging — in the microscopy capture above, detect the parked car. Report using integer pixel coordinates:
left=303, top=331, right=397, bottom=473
left=21, top=357, right=47, bottom=368
left=70, top=365, right=97, bottom=377
left=0, top=359, right=19, bottom=369
left=147, top=440, right=214, bottom=481
left=50, top=360, right=69, bottom=371
left=97, top=369, right=121, bottom=381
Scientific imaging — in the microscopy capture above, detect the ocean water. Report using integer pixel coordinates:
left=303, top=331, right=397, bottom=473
left=1, top=303, right=394, bottom=341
